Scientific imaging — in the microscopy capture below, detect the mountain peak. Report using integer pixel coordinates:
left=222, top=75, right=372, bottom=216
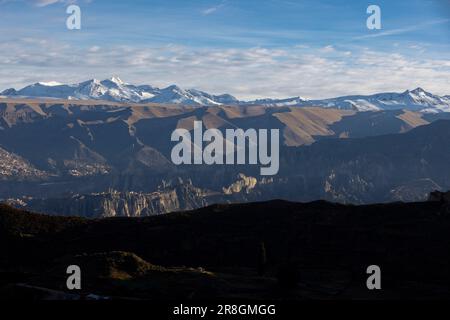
left=110, top=76, right=124, bottom=85
left=411, top=87, right=428, bottom=94
left=165, top=84, right=182, bottom=91
left=37, top=81, right=63, bottom=87
left=82, top=78, right=100, bottom=85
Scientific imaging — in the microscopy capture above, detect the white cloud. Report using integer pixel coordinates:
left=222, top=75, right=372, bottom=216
left=354, top=18, right=450, bottom=40
left=201, top=1, right=226, bottom=16
left=34, top=0, right=60, bottom=6
left=320, top=45, right=335, bottom=53
left=0, top=0, right=80, bottom=7
left=88, top=45, right=101, bottom=52
left=0, top=38, right=449, bottom=99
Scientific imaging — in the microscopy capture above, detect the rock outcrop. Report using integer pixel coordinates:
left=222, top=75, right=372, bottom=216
left=7, top=182, right=209, bottom=218
left=429, top=190, right=450, bottom=203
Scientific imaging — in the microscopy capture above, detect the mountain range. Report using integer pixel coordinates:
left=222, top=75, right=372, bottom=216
left=2, top=77, right=450, bottom=113
left=1, top=95, right=450, bottom=215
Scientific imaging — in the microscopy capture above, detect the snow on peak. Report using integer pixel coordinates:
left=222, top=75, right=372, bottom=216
left=37, top=81, right=63, bottom=87
left=411, top=87, right=427, bottom=94
left=1, top=78, right=449, bottom=113
left=110, top=76, right=125, bottom=85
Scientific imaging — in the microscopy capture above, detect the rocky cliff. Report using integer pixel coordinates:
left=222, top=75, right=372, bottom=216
left=6, top=181, right=210, bottom=218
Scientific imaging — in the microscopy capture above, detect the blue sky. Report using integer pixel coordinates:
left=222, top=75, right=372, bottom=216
left=0, top=0, right=449, bottom=99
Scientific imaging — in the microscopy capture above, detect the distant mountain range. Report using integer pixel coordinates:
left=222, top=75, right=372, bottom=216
left=2, top=77, right=450, bottom=113
left=0, top=77, right=239, bottom=106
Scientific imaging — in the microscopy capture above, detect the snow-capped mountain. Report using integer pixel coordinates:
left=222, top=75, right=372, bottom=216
left=245, top=87, right=450, bottom=113
left=1, top=77, right=237, bottom=106
left=5, top=77, right=160, bottom=103
left=246, top=96, right=309, bottom=107
left=2, top=78, right=449, bottom=113
left=144, top=85, right=238, bottom=106
left=305, top=88, right=450, bottom=113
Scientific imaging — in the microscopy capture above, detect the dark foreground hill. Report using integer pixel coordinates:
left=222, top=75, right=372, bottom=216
left=1, top=198, right=450, bottom=300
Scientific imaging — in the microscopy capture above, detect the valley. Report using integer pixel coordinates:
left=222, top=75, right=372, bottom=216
left=1, top=98, right=450, bottom=217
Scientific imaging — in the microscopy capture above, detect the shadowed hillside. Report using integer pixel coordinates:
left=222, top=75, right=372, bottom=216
left=1, top=196, right=450, bottom=300
left=3, top=114, right=450, bottom=216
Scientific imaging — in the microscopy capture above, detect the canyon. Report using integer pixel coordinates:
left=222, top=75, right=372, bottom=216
left=1, top=98, right=450, bottom=217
